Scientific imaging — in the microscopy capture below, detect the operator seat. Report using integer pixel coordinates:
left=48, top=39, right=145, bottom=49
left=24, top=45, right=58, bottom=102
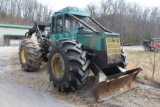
left=57, top=20, right=62, bottom=33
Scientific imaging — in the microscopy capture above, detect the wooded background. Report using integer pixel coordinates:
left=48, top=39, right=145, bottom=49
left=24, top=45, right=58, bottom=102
left=85, top=0, right=160, bottom=44
left=0, top=0, right=52, bottom=25
left=0, top=0, right=160, bottom=43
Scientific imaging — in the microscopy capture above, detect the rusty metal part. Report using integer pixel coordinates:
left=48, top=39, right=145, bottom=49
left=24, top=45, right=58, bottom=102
left=93, top=68, right=142, bottom=102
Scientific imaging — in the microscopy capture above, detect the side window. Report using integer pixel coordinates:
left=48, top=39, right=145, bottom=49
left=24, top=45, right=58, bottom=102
left=56, top=17, right=63, bottom=33
left=65, top=18, right=71, bottom=33
left=65, top=16, right=80, bottom=33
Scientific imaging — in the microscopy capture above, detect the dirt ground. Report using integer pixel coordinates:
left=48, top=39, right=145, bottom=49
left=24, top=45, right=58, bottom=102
left=126, top=50, right=160, bottom=88
left=0, top=47, right=160, bottom=107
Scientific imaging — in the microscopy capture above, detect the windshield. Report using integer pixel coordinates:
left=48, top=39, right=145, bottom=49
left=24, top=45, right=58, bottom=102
left=65, top=17, right=80, bottom=31
left=63, top=15, right=110, bottom=33
left=76, top=16, right=99, bottom=31
left=72, top=15, right=108, bottom=32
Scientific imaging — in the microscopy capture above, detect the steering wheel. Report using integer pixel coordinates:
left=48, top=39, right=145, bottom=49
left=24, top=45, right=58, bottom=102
left=78, top=26, right=84, bottom=30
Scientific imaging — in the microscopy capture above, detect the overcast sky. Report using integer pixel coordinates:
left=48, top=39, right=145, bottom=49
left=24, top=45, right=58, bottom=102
left=39, top=0, right=160, bottom=11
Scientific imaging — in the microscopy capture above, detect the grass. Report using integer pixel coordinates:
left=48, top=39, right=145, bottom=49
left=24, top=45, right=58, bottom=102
left=125, top=50, right=160, bottom=87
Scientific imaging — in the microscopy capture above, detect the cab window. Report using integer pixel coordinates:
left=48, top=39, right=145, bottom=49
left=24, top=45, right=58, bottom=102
left=56, top=16, right=63, bottom=33
left=64, top=16, right=80, bottom=33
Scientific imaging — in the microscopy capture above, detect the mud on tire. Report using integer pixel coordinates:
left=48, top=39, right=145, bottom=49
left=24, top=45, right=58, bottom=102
left=19, top=39, right=42, bottom=71
left=47, top=39, right=90, bottom=91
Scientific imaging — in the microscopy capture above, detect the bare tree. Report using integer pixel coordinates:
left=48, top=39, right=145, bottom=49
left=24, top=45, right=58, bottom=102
left=86, top=0, right=160, bottom=44
left=85, top=3, right=97, bottom=18
left=0, top=0, right=52, bottom=25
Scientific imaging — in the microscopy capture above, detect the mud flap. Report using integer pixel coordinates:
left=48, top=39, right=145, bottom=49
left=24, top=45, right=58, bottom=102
left=93, top=68, right=142, bottom=102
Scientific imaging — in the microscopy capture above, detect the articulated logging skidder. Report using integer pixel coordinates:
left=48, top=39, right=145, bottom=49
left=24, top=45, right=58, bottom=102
left=19, top=7, right=142, bottom=101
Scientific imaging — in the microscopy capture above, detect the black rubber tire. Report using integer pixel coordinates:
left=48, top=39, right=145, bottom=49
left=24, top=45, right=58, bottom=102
left=19, top=39, right=42, bottom=71
left=47, top=39, right=90, bottom=91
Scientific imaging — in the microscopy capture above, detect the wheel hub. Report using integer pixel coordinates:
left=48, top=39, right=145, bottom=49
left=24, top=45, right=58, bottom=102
left=20, top=48, right=26, bottom=63
left=57, top=60, right=62, bottom=71
left=51, top=53, right=65, bottom=78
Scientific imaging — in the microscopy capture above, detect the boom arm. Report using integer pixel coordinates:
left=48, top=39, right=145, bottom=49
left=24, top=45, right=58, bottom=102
left=26, top=21, right=50, bottom=37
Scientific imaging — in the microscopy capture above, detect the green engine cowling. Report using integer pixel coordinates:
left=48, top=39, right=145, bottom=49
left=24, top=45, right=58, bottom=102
left=76, top=32, right=122, bottom=69
left=50, top=29, right=123, bottom=69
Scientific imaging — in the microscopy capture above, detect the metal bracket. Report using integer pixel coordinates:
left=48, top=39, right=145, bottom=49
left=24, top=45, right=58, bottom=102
left=117, top=66, right=127, bottom=74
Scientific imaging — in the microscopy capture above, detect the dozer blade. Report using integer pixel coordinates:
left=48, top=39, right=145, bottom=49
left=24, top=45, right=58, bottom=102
left=93, top=68, right=142, bottom=102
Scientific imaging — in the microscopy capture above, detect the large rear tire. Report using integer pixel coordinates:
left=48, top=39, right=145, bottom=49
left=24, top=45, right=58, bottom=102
left=47, top=39, right=90, bottom=91
left=19, top=39, right=42, bottom=71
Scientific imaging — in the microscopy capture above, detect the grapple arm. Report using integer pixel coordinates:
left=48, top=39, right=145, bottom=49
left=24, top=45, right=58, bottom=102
left=25, top=21, right=50, bottom=38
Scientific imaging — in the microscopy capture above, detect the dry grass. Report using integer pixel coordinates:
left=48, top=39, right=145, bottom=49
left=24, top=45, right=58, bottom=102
left=125, top=50, right=160, bottom=87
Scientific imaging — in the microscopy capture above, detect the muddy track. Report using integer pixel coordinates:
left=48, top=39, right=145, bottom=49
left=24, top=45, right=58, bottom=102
left=0, top=47, right=160, bottom=107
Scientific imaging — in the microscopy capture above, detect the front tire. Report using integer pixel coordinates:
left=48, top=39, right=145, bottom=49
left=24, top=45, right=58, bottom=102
left=19, top=39, right=42, bottom=71
left=47, top=39, right=90, bottom=91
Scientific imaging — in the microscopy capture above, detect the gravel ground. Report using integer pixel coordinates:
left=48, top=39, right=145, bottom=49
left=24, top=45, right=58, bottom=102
left=0, top=80, right=74, bottom=107
left=0, top=47, right=75, bottom=107
left=0, top=46, right=160, bottom=107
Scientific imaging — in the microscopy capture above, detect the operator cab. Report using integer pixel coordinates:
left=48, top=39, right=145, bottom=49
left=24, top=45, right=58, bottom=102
left=51, top=6, right=112, bottom=41
left=51, top=7, right=87, bottom=33
left=51, top=7, right=90, bottom=33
